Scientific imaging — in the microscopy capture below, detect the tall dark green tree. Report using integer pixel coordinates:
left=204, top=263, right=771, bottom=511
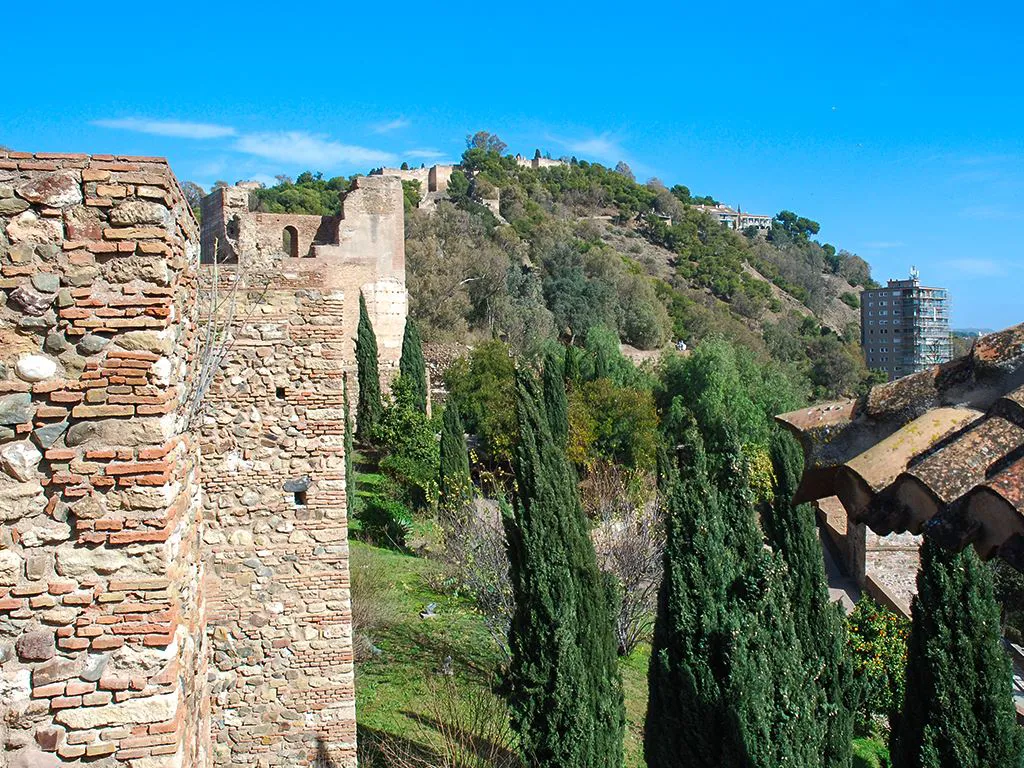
left=355, top=292, right=382, bottom=442
left=563, top=344, right=581, bottom=387
left=542, top=349, right=568, bottom=448
left=890, top=537, right=1024, bottom=768
left=765, top=430, right=853, bottom=768
left=646, top=408, right=817, bottom=768
left=438, top=401, right=471, bottom=516
left=504, top=370, right=624, bottom=768
left=343, top=373, right=355, bottom=518
left=399, top=318, right=428, bottom=413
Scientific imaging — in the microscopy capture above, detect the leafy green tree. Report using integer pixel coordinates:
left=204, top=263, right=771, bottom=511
left=355, top=292, right=382, bottom=442
left=765, top=430, right=854, bottom=767
left=438, top=401, right=472, bottom=516
left=399, top=318, right=427, bottom=413
left=372, top=377, right=439, bottom=511
left=445, top=340, right=517, bottom=467
left=567, top=378, right=659, bottom=471
left=847, top=596, right=910, bottom=732
left=774, top=210, right=821, bottom=240
left=563, top=344, right=581, bottom=387
left=504, top=371, right=624, bottom=768
left=466, top=131, right=507, bottom=155
left=890, top=538, right=1024, bottom=768
left=401, top=179, right=422, bottom=212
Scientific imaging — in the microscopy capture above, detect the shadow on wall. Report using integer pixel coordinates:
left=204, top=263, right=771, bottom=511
left=314, top=738, right=338, bottom=768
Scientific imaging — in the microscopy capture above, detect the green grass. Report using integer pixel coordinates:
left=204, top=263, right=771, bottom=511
left=853, top=736, right=891, bottom=768
left=352, top=538, right=651, bottom=766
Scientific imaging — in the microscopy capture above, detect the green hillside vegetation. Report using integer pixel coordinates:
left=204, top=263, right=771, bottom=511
left=244, top=134, right=881, bottom=399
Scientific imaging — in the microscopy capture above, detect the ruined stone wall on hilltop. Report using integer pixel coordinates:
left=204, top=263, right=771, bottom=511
left=0, top=152, right=208, bottom=768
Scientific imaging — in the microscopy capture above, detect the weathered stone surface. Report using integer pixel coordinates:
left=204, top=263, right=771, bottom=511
left=16, top=630, right=55, bottom=662
left=0, top=197, right=30, bottom=215
left=109, top=200, right=168, bottom=226
left=34, top=726, right=66, bottom=752
left=54, top=545, right=131, bottom=577
left=10, top=747, right=60, bottom=768
left=16, top=172, right=82, bottom=208
left=8, top=285, right=53, bottom=316
left=0, top=393, right=34, bottom=425
left=63, top=205, right=103, bottom=240
left=114, top=330, right=172, bottom=354
left=0, top=547, right=21, bottom=585
left=1, top=441, right=43, bottom=481
left=53, top=691, right=177, bottom=729
left=283, top=476, right=311, bottom=493
left=6, top=211, right=63, bottom=244
left=18, top=520, right=71, bottom=547
left=77, top=334, right=109, bottom=355
left=7, top=242, right=36, bottom=264
left=104, top=254, right=170, bottom=285
left=80, top=653, right=108, bottom=683
left=0, top=478, right=46, bottom=521
left=32, top=421, right=68, bottom=449
left=15, top=354, right=57, bottom=382
left=30, top=273, right=59, bottom=294
left=65, top=417, right=170, bottom=447
left=43, top=331, right=69, bottom=355
left=32, top=658, right=81, bottom=687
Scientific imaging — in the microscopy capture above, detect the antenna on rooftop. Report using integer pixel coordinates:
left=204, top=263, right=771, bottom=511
left=910, top=265, right=919, bottom=281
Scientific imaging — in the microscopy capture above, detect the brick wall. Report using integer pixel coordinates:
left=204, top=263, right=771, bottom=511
left=200, top=259, right=360, bottom=768
left=0, top=152, right=207, bottom=768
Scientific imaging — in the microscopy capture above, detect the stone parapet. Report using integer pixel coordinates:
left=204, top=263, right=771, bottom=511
left=0, top=153, right=207, bottom=768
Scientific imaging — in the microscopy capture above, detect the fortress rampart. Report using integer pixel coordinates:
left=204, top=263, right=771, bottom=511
left=0, top=151, right=407, bottom=768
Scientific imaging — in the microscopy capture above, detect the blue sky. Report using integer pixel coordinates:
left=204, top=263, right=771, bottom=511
left=4, top=1, right=1022, bottom=329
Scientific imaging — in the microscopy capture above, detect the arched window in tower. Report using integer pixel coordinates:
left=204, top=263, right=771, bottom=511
left=282, top=226, right=299, bottom=258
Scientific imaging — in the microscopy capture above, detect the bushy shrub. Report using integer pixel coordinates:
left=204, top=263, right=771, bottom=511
left=847, top=596, right=910, bottom=733
left=359, top=494, right=413, bottom=549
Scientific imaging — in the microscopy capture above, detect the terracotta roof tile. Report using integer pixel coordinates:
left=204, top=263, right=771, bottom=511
left=777, top=321, right=1024, bottom=570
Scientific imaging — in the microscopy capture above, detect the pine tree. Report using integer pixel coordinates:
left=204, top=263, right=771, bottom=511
left=438, top=401, right=471, bottom=516
left=764, top=430, right=854, bottom=768
left=355, top=292, right=381, bottom=442
left=542, top=349, right=568, bottom=448
left=890, top=537, right=1024, bottom=768
left=646, top=412, right=817, bottom=768
left=504, top=370, right=624, bottom=768
left=343, top=373, right=355, bottom=519
left=399, top=318, right=427, bottom=413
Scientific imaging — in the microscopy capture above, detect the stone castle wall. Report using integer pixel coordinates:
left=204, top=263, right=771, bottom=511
left=0, top=154, right=407, bottom=768
left=0, top=152, right=208, bottom=768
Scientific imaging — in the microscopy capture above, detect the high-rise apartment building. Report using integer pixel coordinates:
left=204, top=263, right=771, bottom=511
left=861, top=268, right=951, bottom=380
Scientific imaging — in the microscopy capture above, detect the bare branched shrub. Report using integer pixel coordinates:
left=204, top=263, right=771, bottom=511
left=439, top=498, right=513, bottom=661
left=586, top=463, right=665, bottom=655
left=350, top=555, right=399, bottom=662
left=369, top=675, right=521, bottom=768
left=182, top=239, right=271, bottom=430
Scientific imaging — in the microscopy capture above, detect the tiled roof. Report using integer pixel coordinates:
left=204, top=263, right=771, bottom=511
left=777, top=322, right=1024, bottom=569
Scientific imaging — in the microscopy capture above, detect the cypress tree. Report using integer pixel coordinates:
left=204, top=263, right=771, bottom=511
left=399, top=318, right=427, bottom=413
left=542, top=349, right=568, bottom=449
left=355, top=292, right=381, bottom=442
left=764, top=430, right=854, bottom=768
left=890, top=537, right=1024, bottom=768
left=343, top=373, right=355, bottom=519
left=564, top=344, right=581, bottom=387
left=438, top=401, right=471, bottom=517
left=504, top=370, right=624, bottom=768
left=646, top=412, right=816, bottom=768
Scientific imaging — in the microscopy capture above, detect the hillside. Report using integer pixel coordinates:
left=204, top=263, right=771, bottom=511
left=206, top=134, right=881, bottom=400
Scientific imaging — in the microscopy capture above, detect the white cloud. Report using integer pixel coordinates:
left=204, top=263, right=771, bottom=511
left=92, top=117, right=236, bottom=139
left=234, top=131, right=395, bottom=168
left=555, top=132, right=626, bottom=164
left=404, top=148, right=446, bottom=160
left=373, top=118, right=410, bottom=134
left=941, top=258, right=1011, bottom=277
